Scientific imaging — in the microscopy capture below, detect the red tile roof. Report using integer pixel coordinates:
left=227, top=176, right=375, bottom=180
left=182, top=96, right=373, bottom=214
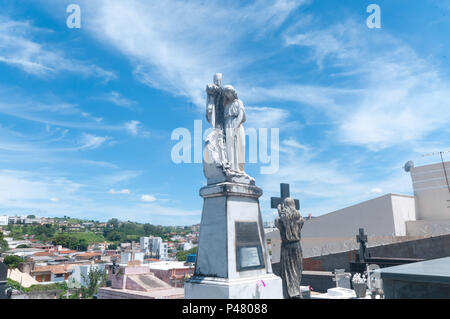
left=58, top=250, right=78, bottom=254
left=76, top=252, right=102, bottom=257
left=31, top=265, right=72, bottom=275
left=33, top=252, right=55, bottom=257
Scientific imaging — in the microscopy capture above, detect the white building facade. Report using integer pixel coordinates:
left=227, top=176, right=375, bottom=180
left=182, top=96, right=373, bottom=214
left=0, top=215, right=8, bottom=226
left=140, top=236, right=150, bottom=253
left=406, top=161, right=450, bottom=236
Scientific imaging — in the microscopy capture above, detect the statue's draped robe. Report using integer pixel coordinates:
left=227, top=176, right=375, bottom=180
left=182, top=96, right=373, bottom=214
left=276, top=207, right=304, bottom=298
left=224, top=99, right=246, bottom=173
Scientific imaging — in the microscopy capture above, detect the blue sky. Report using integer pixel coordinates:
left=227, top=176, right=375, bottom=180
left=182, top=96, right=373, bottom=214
left=0, top=0, right=449, bottom=225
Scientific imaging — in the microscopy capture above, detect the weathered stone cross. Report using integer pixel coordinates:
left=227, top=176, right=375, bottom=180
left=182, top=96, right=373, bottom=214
left=270, top=183, right=300, bottom=210
left=356, top=228, right=368, bottom=262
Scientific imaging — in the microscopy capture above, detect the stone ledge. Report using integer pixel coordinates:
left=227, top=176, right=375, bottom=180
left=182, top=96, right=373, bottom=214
left=185, top=273, right=283, bottom=299
left=200, top=182, right=263, bottom=199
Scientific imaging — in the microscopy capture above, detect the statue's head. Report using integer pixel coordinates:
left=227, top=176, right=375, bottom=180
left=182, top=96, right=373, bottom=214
left=214, top=73, right=222, bottom=86
left=223, top=85, right=238, bottom=101
left=284, top=198, right=297, bottom=211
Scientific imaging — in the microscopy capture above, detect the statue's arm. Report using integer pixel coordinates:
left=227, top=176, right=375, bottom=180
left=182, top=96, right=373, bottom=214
left=206, top=85, right=218, bottom=125
left=206, top=103, right=213, bottom=124
left=299, top=215, right=305, bottom=229
left=235, top=100, right=245, bottom=127
left=275, top=217, right=281, bottom=230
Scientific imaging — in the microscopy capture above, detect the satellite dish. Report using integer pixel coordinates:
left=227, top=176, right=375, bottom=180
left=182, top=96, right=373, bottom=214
left=403, top=160, right=414, bottom=173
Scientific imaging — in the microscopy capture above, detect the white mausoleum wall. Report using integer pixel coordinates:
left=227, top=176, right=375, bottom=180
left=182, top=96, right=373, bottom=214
left=265, top=194, right=417, bottom=261
left=391, top=195, right=417, bottom=236
left=410, top=162, right=450, bottom=221
left=301, top=194, right=415, bottom=238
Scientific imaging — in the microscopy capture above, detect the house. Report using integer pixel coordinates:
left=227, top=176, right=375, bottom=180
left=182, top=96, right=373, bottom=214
left=98, top=263, right=183, bottom=299
left=7, top=248, right=44, bottom=258
left=31, top=265, right=72, bottom=283
left=57, top=250, right=78, bottom=257
left=5, top=238, right=32, bottom=249
left=25, top=218, right=41, bottom=225
left=148, top=261, right=195, bottom=288
left=75, top=252, right=102, bottom=261
left=29, top=253, right=69, bottom=265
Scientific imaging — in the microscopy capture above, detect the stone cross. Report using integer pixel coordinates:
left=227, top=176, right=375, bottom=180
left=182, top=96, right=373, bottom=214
left=271, top=183, right=300, bottom=210
left=356, top=228, right=368, bottom=262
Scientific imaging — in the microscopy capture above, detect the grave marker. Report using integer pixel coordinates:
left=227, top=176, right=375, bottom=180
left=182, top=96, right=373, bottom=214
left=271, top=183, right=300, bottom=210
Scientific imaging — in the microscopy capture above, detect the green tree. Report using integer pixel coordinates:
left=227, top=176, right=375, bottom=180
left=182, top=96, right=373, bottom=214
left=16, top=244, right=30, bottom=249
left=0, top=232, right=9, bottom=252
left=107, top=218, right=119, bottom=229
left=77, top=238, right=89, bottom=251
left=103, top=230, right=122, bottom=242
left=3, top=255, right=23, bottom=269
left=176, top=247, right=197, bottom=261
left=81, top=267, right=108, bottom=298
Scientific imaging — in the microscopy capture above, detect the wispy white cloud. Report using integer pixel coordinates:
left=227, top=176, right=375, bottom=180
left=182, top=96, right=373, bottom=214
left=0, top=169, right=84, bottom=205
left=370, top=188, right=383, bottom=195
left=103, top=91, right=136, bottom=109
left=76, top=133, right=109, bottom=151
left=245, top=106, right=290, bottom=129
left=102, top=170, right=142, bottom=185
left=80, top=160, right=119, bottom=169
left=0, top=169, right=199, bottom=225
left=259, top=139, right=413, bottom=219
left=109, top=189, right=131, bottom=195
left=79, top=0, right=307, bottom=106
left=283, top=20, right=450, bottom=150
left=282, top=138, right=310, bottom=151
left=0, top=16, right=116, bottom=81
left=124, top=120, right=149, bottom=137
left=141, top=194, right=156, bottom=202
left=0, top=87, right=149, bottom=136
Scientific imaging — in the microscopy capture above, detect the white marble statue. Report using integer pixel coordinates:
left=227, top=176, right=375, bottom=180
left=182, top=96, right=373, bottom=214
left=203, top=74, right=253, bottom=185
left=223, top=85, right=246, bottom=173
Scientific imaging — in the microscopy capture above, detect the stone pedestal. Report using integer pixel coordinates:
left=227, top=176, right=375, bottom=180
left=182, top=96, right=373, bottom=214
left=185, top=182, right=283, bottom=299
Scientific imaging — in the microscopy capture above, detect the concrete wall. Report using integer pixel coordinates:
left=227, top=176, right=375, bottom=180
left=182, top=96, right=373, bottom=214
left=406, top=220, right=450, bottom=237
left=272, top=263, right=335, bottom=293
left=97, top=287, right=184, bottom=299
left=301, top=194, right=415, bottom=238
left=98, top=288, right=153, bottom=299
left=383, top=279, right=450, bottom=299
left=266, top=194, right=418, bottom=262
left=293, top=234, right=450, bottom=272
left=392, top=195, right=417, bottom=235
left=411, top=161, right=450, bottom=220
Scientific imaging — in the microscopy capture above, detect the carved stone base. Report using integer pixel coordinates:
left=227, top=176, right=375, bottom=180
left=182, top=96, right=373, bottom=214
left=185, top=182, right=283, bottom=299
left=204, top=165, right=255, bottom=185
left=185, top=274, right=283, bottom=299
